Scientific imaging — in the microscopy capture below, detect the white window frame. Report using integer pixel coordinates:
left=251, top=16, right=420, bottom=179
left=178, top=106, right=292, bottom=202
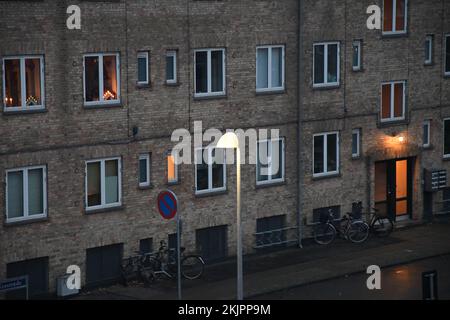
left=256, top=45, right=285, bottom=92
left=194, top=48, right=226, bottom=97
left=137, top=51, right=149, bottom=85
left=443, top=118, right=450, bottom=158
left=313, top=42, right=340, bottom=88
left=167, top=151, right=179, bottom=184
left=2, top=55, right=45, bottom=112
left=380, top=80, right=406, bottom=123
left=445, top=34, right=450, bottom=76
left=166, top=50, right=177, bottom=84
left=139, top=153, right=150, bottom=187
left=85, top=157, right=122, bottom=211
left=5, top=165, right=47, bottom=223
left=424, top=35, right=433, bottom=65
left=313, top=132, right=340, bottom=178
left=83, top=53, right=121, bottom=106
left=382, top=0, right=408, bottom=35
left=352, top=129, right=361, bottom=158
left=194, top=147, right=227, bottom=195
left=352, top=40, right=362, bottom=71
left=423, top=120, right=431, bottom=148
left=256, top=138, right=285, bottom=186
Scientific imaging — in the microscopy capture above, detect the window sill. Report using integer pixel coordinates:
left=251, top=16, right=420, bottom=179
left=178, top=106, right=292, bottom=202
left=312, top=173, right=341, bottom=181
left=138, top=184, right=153, bottom=190
left=193, top=94, right=227, bottom=101
left=255, top=180, right=286, bottom=189
left=3, top=108, right=47, bottom=116
left=85, top=205, right=125, bottom=215
left=165, top=82, right=179, bottom=87
left=351, top=155, right=362, bottom=160
left=381, top=31, right=408, bottom=39
left=442, top=156, right=450, bottom=161
left=255, top=89, right=286, bottom=96
left=83, top=102, right=123, bottom=109
left=444, top=74, right=450, bottom=79
left=377, top=119, right=409, bottom=128
left=195, top=189, right=228, bottom=198
left=424, top=62, right=434, bottom=67
left=168, top=180, right=180, bottom=186
left=4, top=216, right=49, bottom=228
left=312, top=84, right=340, bottom=91
left=136, top=83, right=151, bottom=89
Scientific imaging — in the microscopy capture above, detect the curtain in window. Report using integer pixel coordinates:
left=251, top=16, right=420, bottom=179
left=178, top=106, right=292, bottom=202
left=4, top=59, right=21, bottom=107
left=105, top=160, right=118, bottom=204
left=395, top=0, right=406, bottom=31
left=167, top=155, right=176, bottom=182
left=257, top=48, right=269, bottom=89
left=313, top=136, right=324, bottom=174
left=211, top=50, right=223, bottom=92
left=195, top=52, right=207, bottom=93
left=87, top=162, right=101, bottom=206
left=28, top=168, right=43, bottom=215
left=85, top=57, right=99, bottom=102
left=381, top=84, right=391, bottom=119
left=103, top=55, right=117, bottom=100
left=314, top=45, right=324, bottom=84
left=7, top=171, right=23, bottom=218
left=271, top=48, right=282, bottom=88
left=25, top=58, right=42, bottom=106
left=327, top=44, right=338, bottom=83
left=393, top=83, right=404, bottom=118
left=383, top=0, right=393, bottom=32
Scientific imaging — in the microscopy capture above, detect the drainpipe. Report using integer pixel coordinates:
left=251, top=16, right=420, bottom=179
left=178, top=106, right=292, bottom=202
left=297, top=0, right=304, bottom=248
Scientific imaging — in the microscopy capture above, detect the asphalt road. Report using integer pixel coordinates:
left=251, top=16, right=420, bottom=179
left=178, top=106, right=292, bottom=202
left=254, top=254, right=450, bottom=300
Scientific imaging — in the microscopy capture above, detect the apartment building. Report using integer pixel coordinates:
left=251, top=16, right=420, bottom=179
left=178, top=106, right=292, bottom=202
left=298, top=0, right=450, bottom=230
left=0, top=0, right=299, bottom=297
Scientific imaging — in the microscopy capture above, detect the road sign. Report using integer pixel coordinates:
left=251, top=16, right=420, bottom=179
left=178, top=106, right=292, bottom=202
left=0, top=276, right=29, bottom=299
left=422, top=270, right=438, bottom=300
left=157, top=190, right=178, bottom=220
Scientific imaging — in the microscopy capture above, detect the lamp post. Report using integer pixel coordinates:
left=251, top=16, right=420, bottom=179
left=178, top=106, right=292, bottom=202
left=217, top=132, right=243, bottom=300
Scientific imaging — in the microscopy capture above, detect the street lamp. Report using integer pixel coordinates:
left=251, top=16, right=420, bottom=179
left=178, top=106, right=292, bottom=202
left=217, top=132, right=243, bottom=300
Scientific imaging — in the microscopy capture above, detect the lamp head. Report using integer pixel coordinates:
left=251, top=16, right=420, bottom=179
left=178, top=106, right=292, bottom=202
left=217, top=132, right=239, bottom=149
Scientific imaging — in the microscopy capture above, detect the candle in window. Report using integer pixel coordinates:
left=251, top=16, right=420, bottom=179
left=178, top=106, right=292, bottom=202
left=103, top=90, right=116, bottom=100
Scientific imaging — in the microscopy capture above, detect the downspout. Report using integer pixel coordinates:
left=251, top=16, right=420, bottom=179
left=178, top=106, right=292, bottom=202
left=297, top=0, right=304, bottom=248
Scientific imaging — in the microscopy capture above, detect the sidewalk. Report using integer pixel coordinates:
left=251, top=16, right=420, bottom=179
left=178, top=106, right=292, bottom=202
left=76, top=219, right=450, bottom=300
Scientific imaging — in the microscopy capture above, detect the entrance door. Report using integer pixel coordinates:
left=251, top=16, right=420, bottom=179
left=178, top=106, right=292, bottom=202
left=375, top=158, right=414, bottom=221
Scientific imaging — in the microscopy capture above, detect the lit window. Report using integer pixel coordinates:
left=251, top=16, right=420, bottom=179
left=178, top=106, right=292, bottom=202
left=424, top=35, right=433, bottom=65
left=423, top=120, right=430, bottom=148
left=166, top=51, right=177, bottom=84
left=313, top=42, right=340, bottom=87
left=256, top=45, right=285, bottom=92
left=444, top=119, right=450, bottom=158
left=352, top=40, right=362, bottom=71
left=256, top=138, right=285, bottom=185
left=83, top=53, right=120, bottom=105
left=194, top=48, right=225, bottom=97
left=167, top=152, right=178, bottom=184
left=137, top=52, right=149, bottom=85
left=352, top=129, right=361, bottom=158
left=3, top=56, right=45, bottom=111
left=139, top=154, right=150, bottom=187
left=313, top=132, right=339, bottom=177
left=195, top=147, right=226, bottom=194
left=445, top=35, right=450, bottom=76
left=6, top=166, right=47, bottom=223
left=381, top=81, right=406, bottom=122
left=86, top=158, right=121, bottom=210
left=383, top=0, right=407, bottom=35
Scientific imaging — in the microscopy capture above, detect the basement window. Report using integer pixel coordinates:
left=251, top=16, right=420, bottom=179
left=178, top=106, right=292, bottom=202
left=195, top=147, right=226, bottom=194
left=194, top=48, right=225, bottom=97
left=83, top=53, right=120, bottom=106
left=383, top=0, right=408, bottom=35
left=313, top=42, right=340, bottom=88
left=380, top=81, right=406, bottom=122
left=3, top=56, right=45, bottom=112
left=86, top=158, right=121, bottom=211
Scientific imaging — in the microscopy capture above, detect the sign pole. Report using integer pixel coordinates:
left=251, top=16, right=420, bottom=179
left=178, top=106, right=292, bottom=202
left=177, top=211, right=182, bottom=300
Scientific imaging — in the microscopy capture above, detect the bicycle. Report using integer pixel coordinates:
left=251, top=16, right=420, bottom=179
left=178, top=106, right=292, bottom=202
left=148, top=240, right=205, bottom=281
left=120, top=251, right=155, bottom=286
left=369, top=207, right=394, bottom=237
left=313, top=209, right=369, bottom=245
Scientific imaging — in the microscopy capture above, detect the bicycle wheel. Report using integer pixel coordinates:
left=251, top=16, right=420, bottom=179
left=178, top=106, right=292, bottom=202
left=120, top=259, right=135, bottom=286
left=181, top=255, right=205, bottom=280
left=372, top=217, right=394, bottom=237
left=313, top=223, right=336, bottom=245
left=348, top=221, right=369, bottom=243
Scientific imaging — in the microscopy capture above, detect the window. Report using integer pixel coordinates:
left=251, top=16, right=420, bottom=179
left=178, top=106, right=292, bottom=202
left=166, top=50, right=177, bottom=84
left=380, top=81, right=406, bottom=122
left=83, top=53, right=120, bottom=106
left=195, top=147, right=226, bottom=194
left=313, top=42, right=340, bottom=87
left=6, top=166, right=47, bottom=223
left=137, top=52, right=149, bottom=85
left=256, top=45, right=285, bottom=92
left=167, top=152, right=178, bottom=184
left=194, top=48, right=225, bottom=97
left=256, top=138, right=285, bottom=185
left=313, top=132, right=339, bottom=177
left=383, top=0, right=408, bottom=35
left=352, top=40, right=362, bottom=71
left=424, top=35, right=433, bottom=65
left=423, top=120, right=430, bottom=148
left=352, top=129, right=361, bottom=158
left=139, top=154, right=150, bottom=187
left=85, top=158, right=121, bottom=210
left=3, top=56, right=45, bottom=111
left=444, top=119, right=450, bottom=158
left=445, top=35, right=450, bottom=76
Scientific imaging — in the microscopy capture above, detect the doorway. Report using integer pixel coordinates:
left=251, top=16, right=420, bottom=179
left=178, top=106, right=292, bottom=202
left=375, top=158, right=414, bottom=221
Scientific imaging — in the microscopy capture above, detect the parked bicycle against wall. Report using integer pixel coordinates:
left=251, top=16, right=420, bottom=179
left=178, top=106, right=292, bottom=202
left=120, top=251, right=155, bottom=286
left=369, top=207, right=394, bottom=237
left=313, top=209, right=370, bottom=245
